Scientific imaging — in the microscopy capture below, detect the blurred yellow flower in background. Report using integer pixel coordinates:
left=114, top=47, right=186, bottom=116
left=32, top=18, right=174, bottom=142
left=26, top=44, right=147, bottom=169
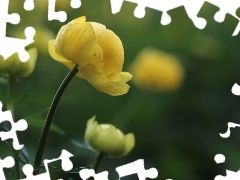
left=130, top=48, right=184, bottom=92
left=33, top=27, right=55, bottom=56
left=0, top=48, right=38, bottom=78
left=49, top=16, right=132, bottom=96
left=84, top=116, right=135, bottom=157
left=13, top=26, right=55, bottom=56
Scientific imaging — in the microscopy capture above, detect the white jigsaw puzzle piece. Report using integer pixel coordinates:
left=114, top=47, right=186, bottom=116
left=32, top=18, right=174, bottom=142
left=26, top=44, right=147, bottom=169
left=109, top=0, right=240, bottom=35
left=232, top=83, right=240, bottom=96
left=0, top=156, right=15, bottom=180
left=219, top=122, right=240, bottom=138
left=215, top=170, right=240, bottom=180
left=20, top=149, right=74, bottom=180
left=0, top=0, right=35, bottom=62
left=79, top=169, right=109, bottom=180
left=48, top=0, right=82, bottom=21
left=24, top=0, right=35, bottom=11
left=20, top=164, right=51, bottom=180
left=110, top=0, right=206, bottom=27
left=43, top=149, right=74, bottom=172
left=0, top=101, right=28, bottom=150
left=70, top=0, right=82, bottom=9
left=116, top=159, right=158, bottom=180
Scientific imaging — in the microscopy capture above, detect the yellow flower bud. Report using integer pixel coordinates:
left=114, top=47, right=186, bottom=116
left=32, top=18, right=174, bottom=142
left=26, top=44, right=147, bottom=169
left=48, top=16, right=132, bottom=96
left=130, top=48, right=184, bottom=92
left=84, top=116, right=135, bottom=157
left=0, top=48, right=38, bottom=78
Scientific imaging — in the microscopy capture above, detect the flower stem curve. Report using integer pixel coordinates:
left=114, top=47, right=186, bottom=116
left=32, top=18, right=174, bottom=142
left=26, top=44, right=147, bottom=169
left=33, top=64, right=79, bottom=175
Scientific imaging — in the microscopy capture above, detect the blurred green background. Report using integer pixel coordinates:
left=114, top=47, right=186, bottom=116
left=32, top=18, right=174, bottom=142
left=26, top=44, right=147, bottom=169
left=1, top=0, right=240, bottom=179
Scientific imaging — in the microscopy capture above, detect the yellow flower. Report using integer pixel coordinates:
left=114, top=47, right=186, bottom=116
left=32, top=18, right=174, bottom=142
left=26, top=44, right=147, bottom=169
left=0, top=48, right=38, bottom=78
left=84, top=116, right=135, bottom=157
left=130, top=48, right=184, bottom=92
left=49, top=16, right=132, bottom=96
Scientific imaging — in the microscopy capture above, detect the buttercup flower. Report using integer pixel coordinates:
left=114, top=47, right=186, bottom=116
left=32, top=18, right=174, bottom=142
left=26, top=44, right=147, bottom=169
left=130, top=48, right=184, bottom=92
left=84, top=116, right=135, bottom=157
left=49, top=16, right=132, bottom=96
left=0, top=48, right=37, bottom=78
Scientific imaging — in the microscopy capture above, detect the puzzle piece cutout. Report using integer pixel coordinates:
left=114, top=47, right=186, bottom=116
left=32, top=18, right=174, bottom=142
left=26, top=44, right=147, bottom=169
left=215, top=170, right=240, bottom=180
left=20, top=149, right=74, bottom=180
left=219, top=122, right=240, bottom=138
left=0, top=0, right=35, bottom=62
left=214, top=99, right=240, bottom=180
left=0, top=156, right=15, bottom=180
left=197, top=2, right=239, bottom=36
left=48, top=0, right=82, bottom=22
left=24, top=0, right=35, bottom=11
left=206, top=0, right=240, bottom=36
left=0, top=101, right=28, bottom=150
left=232, top=83, right=240, bottom=96
left=214, top=154, right=240, bottom=180
left=79, top=169, right=109, bottom=180
left=110, top=0, right=205, bottom=28
left=116, top=159, right=158, bottom=180
left=110, top=0, right=240, bottom=36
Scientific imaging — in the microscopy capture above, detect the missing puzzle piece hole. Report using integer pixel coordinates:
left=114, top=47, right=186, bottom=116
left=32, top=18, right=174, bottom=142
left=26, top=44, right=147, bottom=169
left=134, top=5, right=146, bottom=19
left=8, top=13, right=20, bottom=25
left=214, top=11, right=225, bottom=23
left=18, top=26, right=36, bottom=62
left=110, top=0, right=124, bottom=14
left=161, top=12, right=171, bottom=25
left=193, top=17, right=207, bottom=29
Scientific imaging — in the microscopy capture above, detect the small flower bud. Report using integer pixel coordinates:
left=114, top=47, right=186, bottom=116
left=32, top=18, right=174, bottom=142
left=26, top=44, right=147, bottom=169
left=0, top=48, right=37, bottom=78
left=84, top=116, right=135, bottom=157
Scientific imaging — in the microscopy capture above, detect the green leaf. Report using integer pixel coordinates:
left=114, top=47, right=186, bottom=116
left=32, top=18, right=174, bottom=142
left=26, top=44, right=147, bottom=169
left=21, top=146, right=30, bottom=163
left=24, top=107, right=65, bottom=135
left=4, top=140, right=29, bottom=164
left=13, top=87, right=36, bottom=105
left=71, top=140, right=96, bottom=152
left=24, top=106, right=49, bottom=120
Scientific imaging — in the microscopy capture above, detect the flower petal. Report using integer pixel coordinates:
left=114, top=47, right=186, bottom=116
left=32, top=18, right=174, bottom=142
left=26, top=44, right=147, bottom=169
left=81, top=63, right=130, bottom=96
left=74, top=16, right=86, bottom=23
left=119, top=133, right=135, bottom=157
left=107, top=72, right=132, bottom=83
left=90, top=22, right=124, bottom=76
left=49, top=40, right=84, bottom=77
left=93, top=126, right=125, bottom=156
left=54, top=22, right=103, bottom=69
left=84, top=116, right=99, bottom=142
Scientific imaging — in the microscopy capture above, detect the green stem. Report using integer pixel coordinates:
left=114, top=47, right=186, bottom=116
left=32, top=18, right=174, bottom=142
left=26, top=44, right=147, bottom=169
left=89, top=152, right=104, bottom=180
left=93, top=152, right=104, bottom=172
left=33, top=64, right=79, bottom=174
left=15, top=159, right=21, bottom=179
